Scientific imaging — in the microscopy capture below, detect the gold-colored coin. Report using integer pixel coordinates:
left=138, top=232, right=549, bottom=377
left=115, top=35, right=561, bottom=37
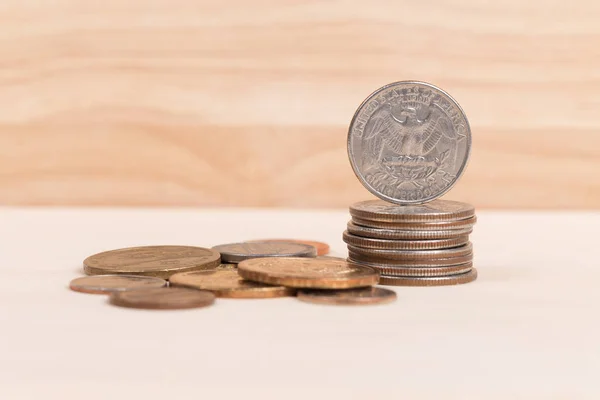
left=343, top=231, right=469, bottom=250
left=84, top=245, right=221, bottom=279
left=69, top=275, right=167, bottom=294
left=238, top=257, right=379, bottom=289
left=351, top=216, right=477, bottom=231
left=170, top=269, right=295, bottom=299
left=350, top=199, right=475, bottom=223
left=347, top=221, right=473, bottom=240
left=347, top=243, right=473, bottom=260
left=109, top=287, right=216, bottom=310
left=350, top=260, right=473, bottom=277
left=347, top=251, right=473, bottom=267
left=378, top=269, right=478, bottom=287
left=298, top=287, right=397, bottom=306
left=213, top=241, right=317, bottom=263
left=248, top=239, right=330, bottom=256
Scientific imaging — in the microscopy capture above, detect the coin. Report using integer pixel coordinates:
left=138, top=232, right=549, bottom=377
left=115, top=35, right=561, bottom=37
left=347, top=81, right=472, bottom=205
left=347, top=252, right=473, bottom=267
left=343, top=231, right=469, bottom=250
left=347, top=221, right=473, bottom=240
left=213, top=241, right=317, bottom=264
left=351, top=216, right=477, bottom=231
left=214, top=263, right=237, bottom=270
left=349, top=199, right=475, bottom=223
left=350, top=260, right=473, bottom=277
left=298, top=287, right=397, bottom=306
left=248, top=239, right=330, bottom=256
left=84, top=245, right=221, bottom=279
left=378, top=269, right=478, bottom=286
left=69, top=275, right=168, bottom=294
left=347, top=242, right=473, bottom=260
left=109, top=287, right=216, bottom=310
left=170, top=269, right=295, bottom=299
left=238, top=257, right=379, bottom=289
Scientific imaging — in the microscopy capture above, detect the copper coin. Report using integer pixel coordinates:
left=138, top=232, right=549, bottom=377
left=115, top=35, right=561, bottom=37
left=378, top=269, right=478, bottom=287
left=347, top=221, right=473, bottom=240
left=84, top=245, right=221, bottom=279
left=298, top=287, right=397, bottom=306
left=350, top=260, right=473, bottom=277
left=347, top=251, right=473, bottom=267
left=213, top=241, right=317, bottom=264
left=109, top=287, right=215, bottom=310
left=351, top=216, right=477, bottom=231
left=343, top=231, right=469, bottom=250
left=350, top=199, right=475, bottom=223
left=248, top=239, right=330, bottom=256
left=238, top=257, right=379, bottom=289
left=69, top=275, right=167, bottom=295
left=170, top=269, right=295, bottom=299
left=347, top=242, right=473, bottom=260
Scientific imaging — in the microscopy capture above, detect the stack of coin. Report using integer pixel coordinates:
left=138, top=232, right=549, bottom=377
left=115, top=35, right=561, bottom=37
left=346, top=81, right=477, bottom=286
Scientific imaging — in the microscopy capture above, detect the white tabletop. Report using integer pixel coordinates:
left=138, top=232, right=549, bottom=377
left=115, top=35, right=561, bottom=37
left=1, top=208, right=598, bottom=399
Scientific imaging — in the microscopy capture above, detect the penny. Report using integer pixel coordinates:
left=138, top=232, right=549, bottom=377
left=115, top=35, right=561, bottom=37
left=69, top=275, right=168, bottom=295
left=351, top=216, right=477, bottom=231
left=343, top=231, right=469, bottom=250
left=378, top=269, right=478, bottom=287
left=238, top=257, right=379, bottom=289
left=347, top=242, right=473, bottom=260
left=350, top=261, right=473, bottom=277
left=347, top=81, right=472, bottom=205
left=349, top=199, right=475, bottom=223
left=170, top=269, right=295, bottom=299
left=213, top=241, right=317, bottom=264
left=84, top=245, right=221, bottom=279
left=248, top=239, right=330, bottom=256
left=109, top=287, right=216, bottom=310
left=347, top=221, right=473, bottom=240
left=298, top=287, right=397, bottom=306
left=347, top=252, right=473, bottom=267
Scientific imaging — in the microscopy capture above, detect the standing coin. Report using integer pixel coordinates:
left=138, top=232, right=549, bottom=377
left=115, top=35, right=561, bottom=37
left=343, top=231, right=469, bottom=250
left=248, top=239, right=330, bottom=256
left=351, top=216, right=477, bottom=231
left=298, top=287, right=397, bottom=306
left=84, top=245, right=221, bottom=279
left=378, top=269, right=478, bottom=287
left=238, top=257, right=379, bottom=289
left=347, top=221, right=473, bottom=240
left=109, top=287, right=216, bottom=310
left=69, top=275, right=167, bottom=295
left=213, top=241, right=317, bottom=264
left=170, top=269, right=295, bottom=299
left=348, top=81, right=472, bottom=205
left=349, top=199, right=475, bottom=223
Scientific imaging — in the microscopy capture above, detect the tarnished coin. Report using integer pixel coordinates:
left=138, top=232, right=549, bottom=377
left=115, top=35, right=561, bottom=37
left=350, top=199, right=475, bottom=223
left=378, top=269, right=478, bottom=287
left=84, top=245, right=221, bottom=279
left=213, top=241, right=317, bottom=264
left=351, top=216, right=477, bottom=231
left=170, top=269, right=295, bottom=299
left=298, top=287, right=397, bottom=306
left=343, top=231, right=469, bottom=250
left=69, top=275, right=167, bottom=294
left=347, top=242, right=473, bottom=260
left=109, top=287, right=216, bottom=310
left=350, top=260, right=473, bottom=277
left=348, top=81, right=472, bottom=205
left=248, top=239, right=330, bottom=256
left=347, top=221, right=473, bottom=240
left=238, top=257, right=379, bottom=289
left=348, top=252, right=473, bottom=267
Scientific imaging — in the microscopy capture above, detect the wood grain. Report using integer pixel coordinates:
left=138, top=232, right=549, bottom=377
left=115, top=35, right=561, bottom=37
left=0, top=0, right=599, bottom=208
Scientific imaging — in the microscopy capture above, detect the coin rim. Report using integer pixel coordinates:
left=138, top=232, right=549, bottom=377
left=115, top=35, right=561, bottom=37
left=346, top=242, right=473, bottom=260
left=378, top=269, right=478, bottom=287
left=347, top=80, right=472, bottom=205
left=297, top=287, right=397, bottom=306
left=109, top=287, right=216, bottom=310
left=347, top=221, right=473, bottom=240
left=343, top=231, right=469, bottom=250
left=348, top=260, right=474, bottom=277
left=347, top=252, right=473, bottom=267
left=69, top=274, right=168, bottom=295
left=351, top=216, right=477, bottom=230
left=349, top=200, right=475, bottom=223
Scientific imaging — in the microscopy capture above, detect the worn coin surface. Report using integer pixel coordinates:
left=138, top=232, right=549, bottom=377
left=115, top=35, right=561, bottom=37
left=213, top=241, right=317, bottom=264
left=298, top=287, right=397, bottom=306
left=348, top=252, right=473, bottom=267
left=170, top=269, right=295, bottom=299
left=238, top=257, right=379, bottom=289
left=347, top=242, right=473, bottom=260
left=248, top=239, right=330, bottom=256
left=69, top=275, right=168, bottom=294
left=343, top=231, right=469, bottom=250
left=350, top=199, right=475, bottom=223
left=348, top=81, right=472, bottom=205
left=84, top=245, right=221, bottom=279
left=109, top=287, right=216, bottom=310
left=378, top=269, right=478, bottom=286
left=347, top=221, right=473, bottom=240
left=351, top=216, right=477, bottom=231
left=351, top=261, right=473, bottom=277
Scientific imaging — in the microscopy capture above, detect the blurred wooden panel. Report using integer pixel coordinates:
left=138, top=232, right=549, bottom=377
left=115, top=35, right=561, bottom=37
left=0, top=0, right=599, bottom=208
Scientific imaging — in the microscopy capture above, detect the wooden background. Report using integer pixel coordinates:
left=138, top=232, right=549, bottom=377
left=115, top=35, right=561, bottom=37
left=0, top=0, right=598, bottom=209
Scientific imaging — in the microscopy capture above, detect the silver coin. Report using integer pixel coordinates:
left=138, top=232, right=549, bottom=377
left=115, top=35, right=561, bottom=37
left=347, top=221, right=473, bottom=240
left=347, top=242, right=473, bottom=260
left=347, top=81, right=472, bottom=205
left=349, top=199, right=475, bottom=223
left=212, top=241, right=317, bottom=264
left=343, top=231, right=469, bottom=250
left=351, top=216, right=477, bottom=231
